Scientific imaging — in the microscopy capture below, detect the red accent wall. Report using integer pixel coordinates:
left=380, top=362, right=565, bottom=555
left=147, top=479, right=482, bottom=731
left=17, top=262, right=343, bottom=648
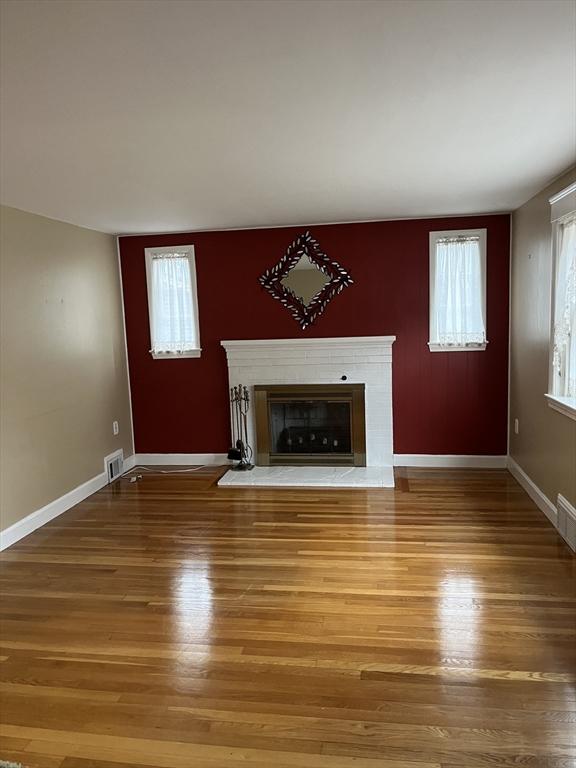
left=119, top=215, right=510, bottom=455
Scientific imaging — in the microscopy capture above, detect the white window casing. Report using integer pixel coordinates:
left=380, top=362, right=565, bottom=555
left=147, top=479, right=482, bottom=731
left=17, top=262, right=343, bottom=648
left=144, top=245, right=201, bottom=359
left=548, top=183, right=576, bottom=419
left=428, top=229, right=487, bottom=352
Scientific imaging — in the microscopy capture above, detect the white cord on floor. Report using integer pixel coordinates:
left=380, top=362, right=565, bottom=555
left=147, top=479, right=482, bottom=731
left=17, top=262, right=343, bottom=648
left=122, top=464, right=207, bottom=476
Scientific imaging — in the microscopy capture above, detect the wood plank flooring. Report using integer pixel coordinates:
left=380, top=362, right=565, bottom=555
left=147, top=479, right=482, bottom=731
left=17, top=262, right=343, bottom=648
left=1, top=467, right=575, bottom=768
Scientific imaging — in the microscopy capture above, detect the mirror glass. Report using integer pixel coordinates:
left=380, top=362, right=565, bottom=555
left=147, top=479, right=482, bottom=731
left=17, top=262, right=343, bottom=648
left=280, top=255, right=330, bottom=305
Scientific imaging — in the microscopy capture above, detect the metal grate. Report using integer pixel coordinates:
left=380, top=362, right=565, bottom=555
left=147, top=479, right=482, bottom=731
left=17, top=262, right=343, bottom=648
left=104, top=450, right=124, bottom=483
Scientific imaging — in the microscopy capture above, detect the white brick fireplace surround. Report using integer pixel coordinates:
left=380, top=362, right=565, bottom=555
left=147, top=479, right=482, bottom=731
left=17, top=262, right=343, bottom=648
left=219, top=336, right=396, bottom=488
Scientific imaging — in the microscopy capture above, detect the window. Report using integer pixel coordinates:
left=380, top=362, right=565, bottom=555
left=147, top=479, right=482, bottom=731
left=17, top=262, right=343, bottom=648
left=428, top=229, right=487, bottom=352
left=144, top=245, right=201, bottom=359
left=547, top=183, right=576, bottom=419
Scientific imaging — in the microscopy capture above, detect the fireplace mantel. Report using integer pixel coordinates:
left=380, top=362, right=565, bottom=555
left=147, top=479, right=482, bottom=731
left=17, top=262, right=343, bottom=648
left=221, top=336, right=396, bottom=355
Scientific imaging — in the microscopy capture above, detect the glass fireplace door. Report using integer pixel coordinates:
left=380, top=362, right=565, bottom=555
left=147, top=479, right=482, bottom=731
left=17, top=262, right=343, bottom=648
left=269, top=400, right=352, bottom=456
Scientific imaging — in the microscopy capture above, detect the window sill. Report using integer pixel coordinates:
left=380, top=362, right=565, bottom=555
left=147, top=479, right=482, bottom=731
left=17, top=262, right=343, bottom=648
left=428, top=342, right=488, bottom=352
left=545, top=394, right=576, bottom=420
left=150, top=349, right=202, bottom=360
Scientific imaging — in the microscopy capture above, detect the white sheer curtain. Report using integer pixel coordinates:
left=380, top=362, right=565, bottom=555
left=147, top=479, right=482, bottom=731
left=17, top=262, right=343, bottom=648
left=552, top=216, right=576, bottom=397
left=431, top=237, right=486, bottom=347
left=150, top=254, right=198, bottom=354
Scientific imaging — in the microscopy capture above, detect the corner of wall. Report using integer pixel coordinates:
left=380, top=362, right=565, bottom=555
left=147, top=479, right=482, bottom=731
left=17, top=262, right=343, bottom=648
left=116, top=235, right=135, bottom=458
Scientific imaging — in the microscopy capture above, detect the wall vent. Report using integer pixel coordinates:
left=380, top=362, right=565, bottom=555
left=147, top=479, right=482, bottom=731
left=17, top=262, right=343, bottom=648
left=556, top=494, right=576, bottom=552
left=104, top=449, right=124, bottom=483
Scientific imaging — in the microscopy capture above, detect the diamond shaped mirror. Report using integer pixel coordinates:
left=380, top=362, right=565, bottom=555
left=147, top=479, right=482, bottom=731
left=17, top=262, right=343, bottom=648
left=280, top=254, right=330, bottom=305
left=259, top=231, right=353, bottom=329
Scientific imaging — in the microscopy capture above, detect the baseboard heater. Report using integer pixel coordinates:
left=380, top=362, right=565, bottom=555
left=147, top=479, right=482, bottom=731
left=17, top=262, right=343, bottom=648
left=557, top=494, right=576, bottom=552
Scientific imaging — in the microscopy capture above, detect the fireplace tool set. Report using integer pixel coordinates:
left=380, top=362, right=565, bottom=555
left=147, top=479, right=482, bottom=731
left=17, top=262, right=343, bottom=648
left=227, top=385, right=254, bottom=471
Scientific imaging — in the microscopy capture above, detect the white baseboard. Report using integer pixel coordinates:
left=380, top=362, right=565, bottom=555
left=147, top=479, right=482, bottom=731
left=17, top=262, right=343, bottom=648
left=138, top=454, right=507, bottom=469
left=123, top=454, right=137, bottom=472
left=130, top=453, right=230, bottom=466
left=393, top=454, right=507, bottom=468
left=0, top=470, right=108, bottom=551
left=133, top=454, right=507, bottom=469
left=507, top=457, right=558, bottom=526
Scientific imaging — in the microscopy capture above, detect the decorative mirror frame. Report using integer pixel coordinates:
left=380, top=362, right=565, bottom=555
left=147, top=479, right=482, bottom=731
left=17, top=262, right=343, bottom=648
left=259, top=231, right=353, bottom=329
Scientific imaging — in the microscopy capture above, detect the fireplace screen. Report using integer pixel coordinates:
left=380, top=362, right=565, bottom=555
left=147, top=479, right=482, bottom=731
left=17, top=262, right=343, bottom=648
left=270, top=401, right=351, bottom=455
left=254, top=384, right=366, bottom=466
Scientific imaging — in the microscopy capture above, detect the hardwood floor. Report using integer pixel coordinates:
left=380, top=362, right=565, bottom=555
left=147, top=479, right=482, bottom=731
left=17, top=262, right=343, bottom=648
left=1, top=467, right=575, bottom=768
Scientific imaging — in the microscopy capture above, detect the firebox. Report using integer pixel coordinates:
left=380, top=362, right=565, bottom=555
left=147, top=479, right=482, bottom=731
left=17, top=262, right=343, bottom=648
left=253, top=384, right=366, bottom=466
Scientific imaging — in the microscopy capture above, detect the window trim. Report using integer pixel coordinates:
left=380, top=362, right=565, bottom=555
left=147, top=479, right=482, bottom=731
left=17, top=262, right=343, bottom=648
left=547, top=183, right=576, bottom=418
left=144, top=244, right=201, bottom=360
left=428, top=228, right=488, bottom=352
left=545, top=394, right=576, bottom=421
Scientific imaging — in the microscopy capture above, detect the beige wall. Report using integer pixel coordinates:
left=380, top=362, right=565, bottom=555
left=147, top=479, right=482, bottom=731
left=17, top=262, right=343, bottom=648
left=0, top=206, right=133, bottom=532
left=509, top=168, right=576, bottom=507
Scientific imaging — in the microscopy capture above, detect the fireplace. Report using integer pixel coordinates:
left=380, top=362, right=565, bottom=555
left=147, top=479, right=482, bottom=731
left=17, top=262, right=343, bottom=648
left=220, top=336, right=396, bottom=482
left=254, top=384, right=366, bottom=466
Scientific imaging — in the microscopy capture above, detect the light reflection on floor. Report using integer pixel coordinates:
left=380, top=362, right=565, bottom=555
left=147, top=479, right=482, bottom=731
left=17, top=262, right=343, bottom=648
left=173, top=561, right=214, bottom=663
left=438, top=573, right=482, bottom=664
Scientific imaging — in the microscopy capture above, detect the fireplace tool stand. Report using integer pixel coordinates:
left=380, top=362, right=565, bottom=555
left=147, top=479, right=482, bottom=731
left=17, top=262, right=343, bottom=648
left=227, top=385, right=254, bottom=471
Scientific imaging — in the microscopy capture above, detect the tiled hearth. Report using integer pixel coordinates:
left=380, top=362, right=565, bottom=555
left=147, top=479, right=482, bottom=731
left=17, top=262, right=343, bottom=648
left=219, top=336, right=396, bottom=488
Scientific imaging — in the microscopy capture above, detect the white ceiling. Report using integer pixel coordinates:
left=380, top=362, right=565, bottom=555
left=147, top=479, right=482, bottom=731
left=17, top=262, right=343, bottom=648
left=1, top=0, right=575, bottom=235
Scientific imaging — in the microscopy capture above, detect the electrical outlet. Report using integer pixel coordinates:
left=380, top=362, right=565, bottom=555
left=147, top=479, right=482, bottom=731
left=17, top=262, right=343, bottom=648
left=113, top=421, right=119, bottom=436
left=514, top=418, right=519, bottom=435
